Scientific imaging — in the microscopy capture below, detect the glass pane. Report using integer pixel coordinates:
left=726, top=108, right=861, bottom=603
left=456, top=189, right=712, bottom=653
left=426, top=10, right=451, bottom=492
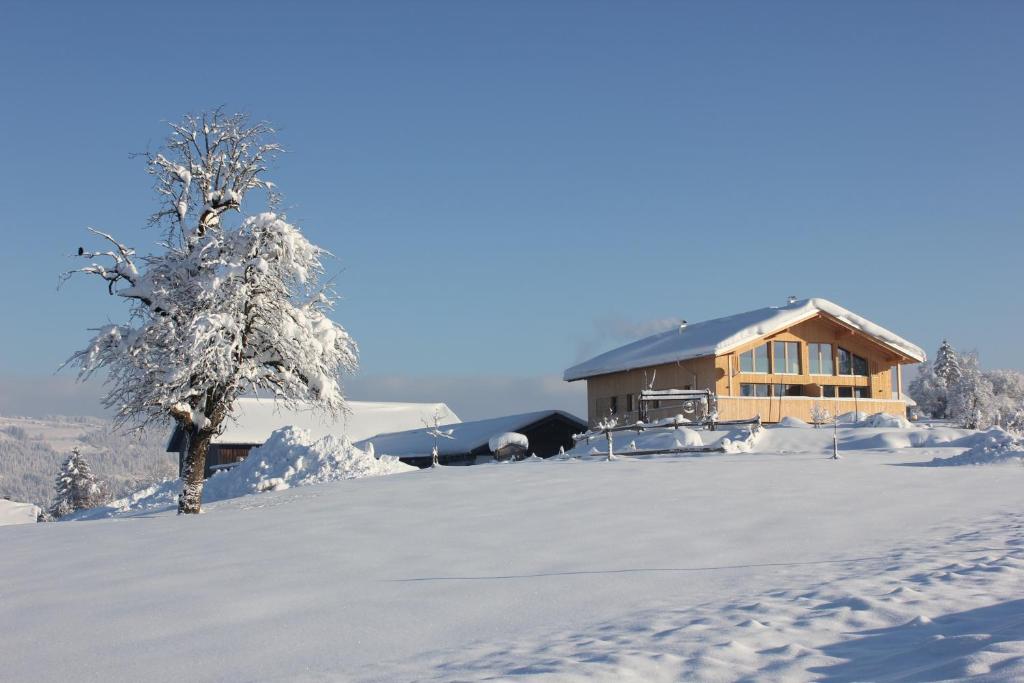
left=756, top=384, right=769, bottom=397
left=838, top=348, right=852, bottom=375
left=838, top=386, right=853, bottom=398
left=741, top=383, right=752, bottom=397
left=809, top=344, right=820, bottom=374
left=823, top=385, right=836, bottom=397
left=754, top=344, right=768, bottom=373
left=740, top=351, right=753, bottom=373
left=853, top=354, right=869, bottom=376
left=787, top=342, right=800, bottom=374
left=821, top=344, right=834, bottom=374
left=773, top=341, right=786, bottom=373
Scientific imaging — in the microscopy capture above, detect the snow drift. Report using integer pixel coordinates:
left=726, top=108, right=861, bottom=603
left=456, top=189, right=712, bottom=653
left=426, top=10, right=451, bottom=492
left=0, top=498, right=39, bottom=526
left=926, top=427, right=1024, bottom=466
left=70, top=427, right=415, bottom=519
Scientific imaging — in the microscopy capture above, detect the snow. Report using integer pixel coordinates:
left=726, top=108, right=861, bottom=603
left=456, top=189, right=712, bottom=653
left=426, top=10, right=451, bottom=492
left=194, top=396, right=461, bottom=447
left=0, top=498, right=38, bottom=526
left=3, top=420, right=1024, bottom=681
left=563, top=297, right=927, bottom=381
left=925, top=427, right=1024, bottom=466
left=357, top=410, right=584, bottom=457
left=488, top=431, right=529, bottom=452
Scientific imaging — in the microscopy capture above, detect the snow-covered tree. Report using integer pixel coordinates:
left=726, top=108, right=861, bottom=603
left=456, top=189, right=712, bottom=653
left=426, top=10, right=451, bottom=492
left=933, top=340, right=962, bottom=387
left=810, top=402, right=832, bottom=428
left=948, top=353, right=996, bottom=430
left=985, top=369, right=1024, bottom=432
left=908, top=340, right=963, bottom=419
left=49, top=448, right=106, bottom=518
left=62, top=111, right=358, bottom=514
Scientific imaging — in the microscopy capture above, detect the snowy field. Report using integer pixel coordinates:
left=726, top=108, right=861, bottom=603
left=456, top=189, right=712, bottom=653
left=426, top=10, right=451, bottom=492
left=2, top=422, right=1024, bottom=682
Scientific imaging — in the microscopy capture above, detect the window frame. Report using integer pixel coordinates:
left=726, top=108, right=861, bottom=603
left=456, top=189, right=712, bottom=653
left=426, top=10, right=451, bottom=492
left=838, top=347, right=869, bottom=377
left=772, top=340, right=801, bottom=375
left=740, top=383, right=770, bottom=397
left=739, top=343, right=770, bottom=374
left=808, top=343, right=834, bottom=376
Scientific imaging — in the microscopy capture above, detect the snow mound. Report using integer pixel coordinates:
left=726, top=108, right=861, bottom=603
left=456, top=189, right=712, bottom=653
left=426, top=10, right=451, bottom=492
left=0, top=498, right=39, bottom=526
left=778, top=416, right=811, bottom=428
left=860, top=412, right=914, bottom=429
left=207, top=427, right=416, bottom=496
left=70, top=427, right=415, bottom=519
left=926, top=428, right=1024, bottom=466
left=834, top=411, right=914, bottom=429
left=721, top=426, right=765, bottom=453
left=488, top=432, right=528, bottom=453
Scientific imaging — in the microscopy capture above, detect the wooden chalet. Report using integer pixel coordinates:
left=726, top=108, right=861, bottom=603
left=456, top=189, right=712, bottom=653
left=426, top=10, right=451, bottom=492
left=563, top=298, right=926, bottom=425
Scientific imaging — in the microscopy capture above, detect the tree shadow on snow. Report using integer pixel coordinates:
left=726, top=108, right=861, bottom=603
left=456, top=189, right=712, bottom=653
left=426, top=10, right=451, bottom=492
left=809, top=599, right=1024, bottom=682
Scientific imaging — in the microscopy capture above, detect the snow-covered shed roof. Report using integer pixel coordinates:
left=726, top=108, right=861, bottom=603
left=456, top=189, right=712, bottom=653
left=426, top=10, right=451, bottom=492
left=167, top=398, right=460, bottom=451
left=356, top=410, right=587, bottom=458
left=564, top=298, right=926, bottom=382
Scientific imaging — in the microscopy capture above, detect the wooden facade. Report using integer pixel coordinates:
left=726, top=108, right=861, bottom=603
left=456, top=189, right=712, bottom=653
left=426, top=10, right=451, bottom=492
left=581, top=312, right=917, bottom=425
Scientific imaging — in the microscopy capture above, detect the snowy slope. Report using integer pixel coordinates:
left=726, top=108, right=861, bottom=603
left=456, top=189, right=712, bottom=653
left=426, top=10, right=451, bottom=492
left=2, top=424, right=1023, bottom=682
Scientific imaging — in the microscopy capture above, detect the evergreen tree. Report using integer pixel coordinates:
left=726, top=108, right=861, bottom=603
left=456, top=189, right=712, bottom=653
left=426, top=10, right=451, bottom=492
left=49, top=448, right=106, bottom=518
left=933, top=340, right=962, bottom=387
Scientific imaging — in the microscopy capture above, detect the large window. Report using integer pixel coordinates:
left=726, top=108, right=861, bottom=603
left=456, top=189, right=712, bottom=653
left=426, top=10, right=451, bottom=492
left=838, top=347, right=869, bottom=376
left=741, top=383, right=803, bottom=397
left=740, top=383, right=770, bottom=397
left=822, top=385, right=871, bottom=399
left=772, top=341, right=801, bottom=374
left=808, top=343, right=834, bottom=375
left=739, top=344, right=769, bottom=373
left=772, top=383, right=804, bottom=397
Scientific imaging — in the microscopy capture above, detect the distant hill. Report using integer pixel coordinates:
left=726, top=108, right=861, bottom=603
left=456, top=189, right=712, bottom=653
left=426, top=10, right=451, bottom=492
left=0, top=415, right=175, bottom=508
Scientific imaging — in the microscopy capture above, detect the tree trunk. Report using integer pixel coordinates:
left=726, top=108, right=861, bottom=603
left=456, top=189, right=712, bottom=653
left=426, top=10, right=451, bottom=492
left=178, top=427, right=214, bottom=514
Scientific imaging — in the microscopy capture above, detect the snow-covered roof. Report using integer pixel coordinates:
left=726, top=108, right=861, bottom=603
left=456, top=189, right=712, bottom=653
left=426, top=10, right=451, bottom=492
left=357, top=410, right=587, bottom=458
left=564, top=298, right=926, bottom=381
left=168, top=398, right=460, bottom=450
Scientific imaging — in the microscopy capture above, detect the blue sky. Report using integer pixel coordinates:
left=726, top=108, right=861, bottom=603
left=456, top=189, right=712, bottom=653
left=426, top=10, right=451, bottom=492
left=1, top=1, right=1021, bottom=419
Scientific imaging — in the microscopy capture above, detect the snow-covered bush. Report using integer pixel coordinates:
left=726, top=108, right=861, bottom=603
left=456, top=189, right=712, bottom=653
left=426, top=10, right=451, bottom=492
left=62, top=111, right=358, bottom=513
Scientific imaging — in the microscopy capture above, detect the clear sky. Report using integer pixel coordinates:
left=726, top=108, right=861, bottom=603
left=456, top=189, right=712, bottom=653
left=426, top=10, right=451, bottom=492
left=1, top=1, right=1021, bottom=420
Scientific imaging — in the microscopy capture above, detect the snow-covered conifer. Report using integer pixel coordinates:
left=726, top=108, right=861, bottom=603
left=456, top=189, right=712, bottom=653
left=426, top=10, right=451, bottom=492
left=49, top=448, right=105, bottom=518
left=62, top=111, right=358, bottom=513
left=933, top=340, right=962, bottom=388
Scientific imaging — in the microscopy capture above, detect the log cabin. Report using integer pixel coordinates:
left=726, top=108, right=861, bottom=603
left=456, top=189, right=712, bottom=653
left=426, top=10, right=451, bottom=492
left=564, top=298, right=925, bottom=425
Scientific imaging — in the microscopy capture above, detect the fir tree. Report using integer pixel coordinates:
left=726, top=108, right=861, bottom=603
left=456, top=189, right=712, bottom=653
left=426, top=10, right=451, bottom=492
left=49, top=448, right=106, bottom=518
left=933, top=340, right=962, bottom=387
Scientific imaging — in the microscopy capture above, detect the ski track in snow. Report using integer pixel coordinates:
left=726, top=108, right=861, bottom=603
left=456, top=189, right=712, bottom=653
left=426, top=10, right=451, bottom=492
left=386, top=514, right=1024, bottom=682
